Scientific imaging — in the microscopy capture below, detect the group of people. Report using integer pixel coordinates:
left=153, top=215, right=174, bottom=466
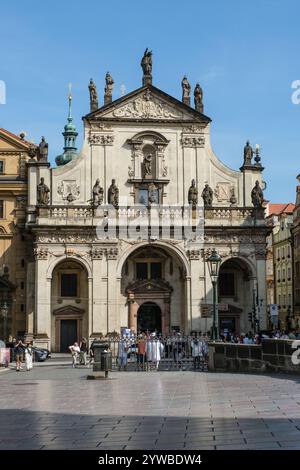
left=117, top=333, right=165, bottom=371
left=69, top=338, right=89, bottom=368
left=117, top=332, right=209, bottom=371
left=220, top=331, right=261, bottom=344
left=266, top=329, right=300, bottom=340
left=68, top=332, right=209, bottom=371
left=219, top=328, right=300, bottom=344
left=13, top=339, right=33, bottom=372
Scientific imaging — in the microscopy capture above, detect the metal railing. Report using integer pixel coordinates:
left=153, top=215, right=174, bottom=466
left=91, top=336, right=209, bottom=372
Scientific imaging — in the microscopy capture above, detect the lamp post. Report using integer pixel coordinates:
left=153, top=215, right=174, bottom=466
left=207, top=249, right=222, bottom=341
left=0, top=301, right=8, bottom=341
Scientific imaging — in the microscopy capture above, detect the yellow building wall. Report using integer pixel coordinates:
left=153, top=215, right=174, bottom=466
left=0, top=129, right=37, bottom=339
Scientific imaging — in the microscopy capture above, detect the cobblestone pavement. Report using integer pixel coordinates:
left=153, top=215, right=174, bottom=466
left=1, top=365, right=300, bottom=450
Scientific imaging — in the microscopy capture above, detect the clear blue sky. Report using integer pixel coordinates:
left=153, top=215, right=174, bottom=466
left=0, top=0, right=299, bottom=203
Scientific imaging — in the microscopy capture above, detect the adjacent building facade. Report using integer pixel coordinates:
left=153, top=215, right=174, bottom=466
left=266, top=203, right=295, bottom=329
left=0, top=129, right=36, bottom=340
left=292, top=182, right=300, bottom=320
left=23, top=56, right=268, bottom=351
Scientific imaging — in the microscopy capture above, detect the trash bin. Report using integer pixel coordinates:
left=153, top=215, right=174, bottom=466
left=101, top=350, right=112, bottom=372
left=92, top=341, right=109, bottom=372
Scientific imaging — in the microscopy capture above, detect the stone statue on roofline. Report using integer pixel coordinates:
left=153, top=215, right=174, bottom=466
left=89, top=78, right=98, bottom=112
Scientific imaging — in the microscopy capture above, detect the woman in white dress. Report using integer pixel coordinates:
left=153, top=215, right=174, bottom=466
left=25, top=343, right=33, bottom=371
left=146, top=334, right=164, bottom=371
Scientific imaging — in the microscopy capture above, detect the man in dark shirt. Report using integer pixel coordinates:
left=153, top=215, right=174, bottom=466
left=14, top=340, right=25, bottom=371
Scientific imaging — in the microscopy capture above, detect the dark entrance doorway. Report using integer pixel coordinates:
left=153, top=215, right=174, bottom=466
left=137, top=302, right=162, bottom=333
left=219, top=317, right=236, bottom=333
left=60, top=319, right=77, bottom=352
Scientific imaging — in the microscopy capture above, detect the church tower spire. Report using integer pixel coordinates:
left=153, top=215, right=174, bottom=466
left=55, top=83, right=78, bottom=166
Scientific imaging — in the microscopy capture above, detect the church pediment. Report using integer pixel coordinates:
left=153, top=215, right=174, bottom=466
left=0, top=128, right=32, bottom=152
left=126, top=278, right=173, bottom=294
left=84, top=86, right=211, bottom=123
left=53, top=305, right=85, bottom=316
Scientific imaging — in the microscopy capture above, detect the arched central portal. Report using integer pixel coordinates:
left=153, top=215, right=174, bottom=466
left=121, top=244, right=188, bottom=335
left=137, top=302, right=162, bottom=333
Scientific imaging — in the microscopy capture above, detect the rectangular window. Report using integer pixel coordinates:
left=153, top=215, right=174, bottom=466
left=136, top=263, right=148, bottom=279
left=138, top=188, right=159, bottom=205
left=150, top=262, right=162, bottom=279
left=61, top=273, right=78, bottom=297
left=0, top=200, right=3, bottom=219
left=219, top=272, right=235, bottom=296
left=278, top=294, right=281, bottom=306
left=282, top=269, right=286, bottom=280
left=138, top=189, right=148, bottom=206
left=0, top=161, right=4, bottom=174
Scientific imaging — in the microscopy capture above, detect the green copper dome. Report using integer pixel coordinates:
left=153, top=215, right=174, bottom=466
left=56, top=91, right=78, bottom=166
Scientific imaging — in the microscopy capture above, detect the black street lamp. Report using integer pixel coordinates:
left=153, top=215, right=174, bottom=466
left=207, top=249, right=222, bottom=341
left=0, top=301, right=8, bottom=341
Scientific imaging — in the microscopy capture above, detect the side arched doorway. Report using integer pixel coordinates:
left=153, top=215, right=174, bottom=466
left=51, top=259, right=89, bottom=352
left=218, top=257, right=254, bottom=334
left=137, top=302, right=162, bottom=333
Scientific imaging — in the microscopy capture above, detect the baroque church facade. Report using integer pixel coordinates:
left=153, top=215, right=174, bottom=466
left=25, top=52, right=268, bottom=351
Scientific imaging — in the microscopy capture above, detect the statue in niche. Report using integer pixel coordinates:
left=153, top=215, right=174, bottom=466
left=108, top=179, right=119, bottom=208
left=38, top=137, right=48, bottom=161
left=188, top=179, right=198, bottom=207
left=251, top=180, right=264, bottom=208
left=92, top=179, right=104, bottom=207
left=201, top=184, right=214, bottom=207
left=243, top=141, right=253, bottom=165
left=37, top=177, right=50, bottom=205
left=143, top=153, right=153, bottom=177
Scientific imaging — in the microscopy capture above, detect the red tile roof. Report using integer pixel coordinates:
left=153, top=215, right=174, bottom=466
left=267, top=203, right=295, bottom=216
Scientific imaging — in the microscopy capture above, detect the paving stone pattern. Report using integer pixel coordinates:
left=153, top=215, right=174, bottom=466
left=1, top=365, right=300, bottom=450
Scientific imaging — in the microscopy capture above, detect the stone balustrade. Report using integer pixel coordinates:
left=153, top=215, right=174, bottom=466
left=32, top=205, right=266, bottom=227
